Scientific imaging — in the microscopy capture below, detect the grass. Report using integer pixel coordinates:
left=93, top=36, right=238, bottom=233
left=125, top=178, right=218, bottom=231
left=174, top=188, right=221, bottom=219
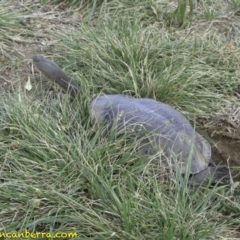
left=43, top=0, right=108, bottom=21
left=0, top=1, right=39, bottom=52
left=1, top=94, right=239, bottom=239
left=0, top=2, right=23, bottom=56
left=55, top=19, right=239, bottom=116
left=0, top=0, right=240, bottom=239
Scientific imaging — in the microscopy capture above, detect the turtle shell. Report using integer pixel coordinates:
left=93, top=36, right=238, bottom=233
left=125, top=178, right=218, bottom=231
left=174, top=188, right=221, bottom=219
left=90, top=94, right=211, bottom=174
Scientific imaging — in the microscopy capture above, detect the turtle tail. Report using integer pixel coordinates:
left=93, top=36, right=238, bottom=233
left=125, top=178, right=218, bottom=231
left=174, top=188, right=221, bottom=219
left=189, top=165, right=230, bottom=185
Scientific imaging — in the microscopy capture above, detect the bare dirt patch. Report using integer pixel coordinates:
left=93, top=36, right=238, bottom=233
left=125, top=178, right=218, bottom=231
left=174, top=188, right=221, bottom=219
left=199, top=103, right=240, bottom=178
left=212, top=136, right=239, bottom=167
left=0, top=0, right=82, bottom=94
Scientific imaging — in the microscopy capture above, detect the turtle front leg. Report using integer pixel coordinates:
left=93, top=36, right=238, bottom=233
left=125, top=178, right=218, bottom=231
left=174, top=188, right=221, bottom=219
left=189, top=165, right=230, bottom=185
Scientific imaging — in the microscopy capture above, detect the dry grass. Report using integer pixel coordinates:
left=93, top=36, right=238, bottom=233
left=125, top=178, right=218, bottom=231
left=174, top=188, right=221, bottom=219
left=0, top=0, right=240, bottom=239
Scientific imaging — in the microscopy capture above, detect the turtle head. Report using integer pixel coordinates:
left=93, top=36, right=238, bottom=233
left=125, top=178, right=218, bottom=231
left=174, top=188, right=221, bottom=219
left=32, top=55, right=62, bottom=81
left=32, top=55, right=81, bottom=97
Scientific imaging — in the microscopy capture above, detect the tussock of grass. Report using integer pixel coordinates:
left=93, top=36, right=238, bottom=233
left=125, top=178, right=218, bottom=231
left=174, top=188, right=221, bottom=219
left=54, top=19, right=239, bottom=116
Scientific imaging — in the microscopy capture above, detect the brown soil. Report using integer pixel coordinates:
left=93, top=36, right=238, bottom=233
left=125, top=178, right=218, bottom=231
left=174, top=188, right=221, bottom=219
left=0, top=0, right=81, bottom=95
left=212, top=136, right=239, bottom=168
left=199, top=105, right=240, bottom=179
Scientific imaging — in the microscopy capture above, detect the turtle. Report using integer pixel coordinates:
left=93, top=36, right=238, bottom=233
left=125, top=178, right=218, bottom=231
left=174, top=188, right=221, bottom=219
left=32, top=55, right=230, bottom=185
